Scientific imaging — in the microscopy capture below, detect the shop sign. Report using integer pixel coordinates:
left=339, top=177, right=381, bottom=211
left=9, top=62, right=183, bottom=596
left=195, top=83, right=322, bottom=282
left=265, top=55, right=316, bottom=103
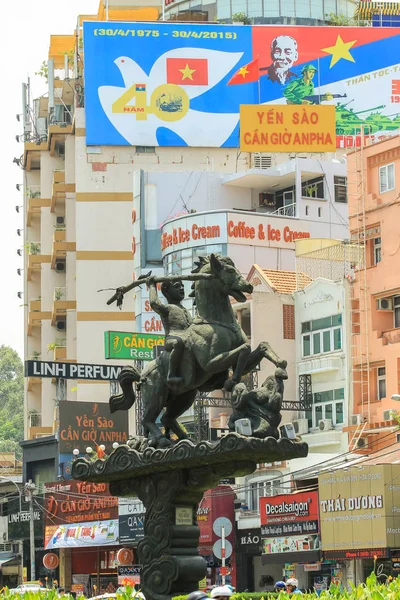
left=43, top=553, right=59, bottom=570
left=25, top=360, right=123, bottom=380
left=58, top=400, right=128, bottom=453
left=260, top=490, right=319, bottom=531
left=304, top=563, right=321, bottom=572
left=240, top=105, right=336, bottom=152
left=237, top=529, right=261, bottom=553
left=118, top=512, right=145, bottom=544
left=44, top=480, right=119, bottom=525
left=117, top=565, right=142, bottom=587
left=319, top=465, right=400, bottom=552
left=262, top=533, right=320, bottom=555
left=161, top=212, right=227, bottom=254
left=104, top=331, right=164, bottom=361
left=197, top=487, right=235, bottom=546
left=323, top=548, right=388, bottom=560
left=45, top=520, right=119, bottom=549
left=117, top=548, right=134, bottom=566
left=7, top=497, right=43, bottom=541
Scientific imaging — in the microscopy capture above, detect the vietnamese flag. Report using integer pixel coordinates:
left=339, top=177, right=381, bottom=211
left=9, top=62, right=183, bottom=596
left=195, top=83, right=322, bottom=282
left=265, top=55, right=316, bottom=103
left=228, top=57, right=259, bottom=85
left=167, top=58, right=208, bottom=86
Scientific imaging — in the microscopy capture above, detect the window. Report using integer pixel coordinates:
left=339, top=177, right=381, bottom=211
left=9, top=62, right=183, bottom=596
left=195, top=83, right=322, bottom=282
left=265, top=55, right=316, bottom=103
left=247, top=476, right=282, bottom=511
left=334, top=176, right=347, bottom=203
left=373, top=237, right=382, bottom=265
left=394, top=296, right=400, bottom=328
left=301, top=314, right=342, bottom=357
left=135, top=146, right=156, bottom=153
left=310, top=387, right=344, bottom=428
left=377, top=367, right=386, bottom=400
left=301, top=177, right=324, bottom=199
left=379, top=163, right=395, bottom=193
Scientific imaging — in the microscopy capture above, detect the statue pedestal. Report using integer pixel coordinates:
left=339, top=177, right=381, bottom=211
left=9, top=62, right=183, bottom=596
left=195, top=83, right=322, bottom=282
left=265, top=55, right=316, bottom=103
left=72, top=434, right=307, bottom=600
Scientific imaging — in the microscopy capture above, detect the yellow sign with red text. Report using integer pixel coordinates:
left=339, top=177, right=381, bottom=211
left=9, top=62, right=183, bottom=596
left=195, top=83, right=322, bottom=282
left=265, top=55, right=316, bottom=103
left=240, top=105, right=336, bottom=152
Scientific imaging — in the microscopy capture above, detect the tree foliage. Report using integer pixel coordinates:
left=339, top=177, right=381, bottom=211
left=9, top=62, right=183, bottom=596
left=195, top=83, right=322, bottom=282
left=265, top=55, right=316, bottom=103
left=0, top=346, right=24, bottom=457
left=325, top=12, right=368, bottom=27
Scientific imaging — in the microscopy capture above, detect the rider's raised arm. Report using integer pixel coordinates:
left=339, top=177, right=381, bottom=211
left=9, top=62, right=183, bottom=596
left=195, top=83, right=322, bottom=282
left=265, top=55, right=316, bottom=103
left=149, top=281, right=168, bottom=316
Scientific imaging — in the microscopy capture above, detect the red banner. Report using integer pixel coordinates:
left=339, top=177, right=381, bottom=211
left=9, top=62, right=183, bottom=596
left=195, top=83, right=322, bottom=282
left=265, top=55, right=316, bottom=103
left=260, top=491, right=319, bottom=526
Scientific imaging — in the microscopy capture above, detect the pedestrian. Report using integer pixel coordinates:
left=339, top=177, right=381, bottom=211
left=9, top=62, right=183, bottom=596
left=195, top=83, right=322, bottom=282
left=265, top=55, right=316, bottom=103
left=275, top=581, right=287, bottom=593
left=210, top=585, right=233, bottom=599
left=186, top=592, right=208, bottom=600
left=286, top=578, right=302, bottom=595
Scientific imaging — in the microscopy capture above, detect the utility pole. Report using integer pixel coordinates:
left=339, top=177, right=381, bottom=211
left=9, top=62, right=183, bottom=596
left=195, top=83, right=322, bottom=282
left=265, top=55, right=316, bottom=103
left=25, top=481, right=36, bottom=582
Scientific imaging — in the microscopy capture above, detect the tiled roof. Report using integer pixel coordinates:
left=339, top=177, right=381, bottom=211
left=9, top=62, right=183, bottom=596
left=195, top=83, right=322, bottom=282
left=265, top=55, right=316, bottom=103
left=261, top=269, right=312, bottom=294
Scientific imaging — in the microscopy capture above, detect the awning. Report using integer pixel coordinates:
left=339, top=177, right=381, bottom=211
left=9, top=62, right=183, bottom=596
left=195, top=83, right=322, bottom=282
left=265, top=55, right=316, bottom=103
left=0, top=553, right=18, bottom=568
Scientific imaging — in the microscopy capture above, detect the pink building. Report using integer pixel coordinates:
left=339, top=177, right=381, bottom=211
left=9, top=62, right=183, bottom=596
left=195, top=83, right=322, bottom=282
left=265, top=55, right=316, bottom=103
left=346, top=135, right=400, bottom=450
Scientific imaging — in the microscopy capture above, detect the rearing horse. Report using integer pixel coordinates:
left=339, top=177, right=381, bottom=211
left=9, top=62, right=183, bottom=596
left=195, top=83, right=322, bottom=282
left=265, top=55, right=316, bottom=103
left=111, top=254, right=286, bottom=447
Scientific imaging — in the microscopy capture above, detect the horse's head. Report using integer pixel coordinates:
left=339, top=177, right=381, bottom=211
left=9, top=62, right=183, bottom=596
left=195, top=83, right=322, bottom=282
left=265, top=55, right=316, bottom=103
left=206, top=254, right=253, bottom=302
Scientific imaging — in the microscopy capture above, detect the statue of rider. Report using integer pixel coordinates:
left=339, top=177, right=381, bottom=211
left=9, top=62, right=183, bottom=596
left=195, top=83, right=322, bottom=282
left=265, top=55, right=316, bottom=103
left=148, top=277, right=192, bottom=386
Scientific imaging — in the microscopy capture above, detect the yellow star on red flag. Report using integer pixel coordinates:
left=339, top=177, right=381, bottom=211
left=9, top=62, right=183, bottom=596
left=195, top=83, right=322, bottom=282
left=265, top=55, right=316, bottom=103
left=322, top=35, right=356, bottom=68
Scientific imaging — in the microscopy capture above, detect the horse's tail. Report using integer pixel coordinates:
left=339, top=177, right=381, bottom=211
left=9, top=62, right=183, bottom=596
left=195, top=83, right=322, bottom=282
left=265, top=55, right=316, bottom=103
left=109, top=365, right=141, bottom=414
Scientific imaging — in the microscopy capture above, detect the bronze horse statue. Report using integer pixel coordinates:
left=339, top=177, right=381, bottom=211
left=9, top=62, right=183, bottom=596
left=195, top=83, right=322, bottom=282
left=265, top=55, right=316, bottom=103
left=110, top=254, right=286, bottom=447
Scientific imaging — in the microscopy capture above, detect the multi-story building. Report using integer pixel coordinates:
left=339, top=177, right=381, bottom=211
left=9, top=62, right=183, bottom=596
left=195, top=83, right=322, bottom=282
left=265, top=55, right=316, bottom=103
left=345, top=134, right=400, bottom=452
left=165, top=0, right=357, bottom=26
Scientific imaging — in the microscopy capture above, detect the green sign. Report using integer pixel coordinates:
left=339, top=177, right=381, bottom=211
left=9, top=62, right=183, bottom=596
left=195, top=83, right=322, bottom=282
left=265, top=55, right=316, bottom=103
left=104, top=331, right=164, bottom=361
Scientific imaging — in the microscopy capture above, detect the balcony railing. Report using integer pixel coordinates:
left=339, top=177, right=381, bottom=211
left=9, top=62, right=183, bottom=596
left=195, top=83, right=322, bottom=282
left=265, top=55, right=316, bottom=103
left=271, top=203, right=296, bottom=217
left=27, top=185, right=41, bottom=199
left=54, top=287, right=67, bottom=301
left=29, top=412, right=42, bottom=428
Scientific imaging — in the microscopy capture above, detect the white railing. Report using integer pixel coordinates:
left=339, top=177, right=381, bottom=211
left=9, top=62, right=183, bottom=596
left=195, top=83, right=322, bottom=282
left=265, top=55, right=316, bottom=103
left=271, top=203, right=296, bottom=217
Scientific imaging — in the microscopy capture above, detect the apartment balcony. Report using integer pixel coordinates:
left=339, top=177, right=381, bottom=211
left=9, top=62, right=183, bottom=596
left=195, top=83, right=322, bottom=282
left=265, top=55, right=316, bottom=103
left=27, top=376, right=42, bottom=392
left=24, top=139, right=48, bottom=172
left=51, top=229, right=75, bottom=269
left=52, top=342, right=67, bottom=362
left=27, top=242, right=51, bottom=280
left=26, top=186, right=51, bottom=226
left=298, top=355, right=343, bottom=375
left=51, top=287, right=76, bottom=326
left=382, top=328, right=400, bottom=346
left=27, top=299, right=51, bottom=336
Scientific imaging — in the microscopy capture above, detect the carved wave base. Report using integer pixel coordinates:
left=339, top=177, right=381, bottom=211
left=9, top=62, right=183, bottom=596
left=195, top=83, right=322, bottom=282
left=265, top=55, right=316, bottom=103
left=71, top=434, right=308, bottom=600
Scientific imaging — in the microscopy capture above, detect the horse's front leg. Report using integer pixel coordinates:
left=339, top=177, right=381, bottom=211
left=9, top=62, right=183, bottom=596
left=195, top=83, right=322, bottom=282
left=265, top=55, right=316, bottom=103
left=242, top=342, right=287, bottom=374
left=199, top=342, right=252, bottom=381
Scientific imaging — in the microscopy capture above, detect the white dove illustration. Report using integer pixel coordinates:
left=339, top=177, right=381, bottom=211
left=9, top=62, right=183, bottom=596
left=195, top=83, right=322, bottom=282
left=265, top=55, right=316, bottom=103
left=98, top=48, right=243, bottom=147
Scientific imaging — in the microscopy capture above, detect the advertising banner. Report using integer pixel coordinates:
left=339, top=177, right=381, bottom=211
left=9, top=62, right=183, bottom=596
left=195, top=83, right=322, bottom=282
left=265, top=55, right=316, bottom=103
left=117, top=565, right=142, bottom=587
left=44, top=480, right=119, bottom=525
left=58, top=400, right=128, bottom=453
left=319, top=464, right=400, bottom=553
left=45, top=520, right=118, bottom=549
left=104, top=330, right=164, bottom=361
left=118, top=512, right=145, bottom=544
left=260, top=491, right=320, bottom=564
left=84, top=22, right=400, bottom=148
left=240, top=105, right=336, bottom=152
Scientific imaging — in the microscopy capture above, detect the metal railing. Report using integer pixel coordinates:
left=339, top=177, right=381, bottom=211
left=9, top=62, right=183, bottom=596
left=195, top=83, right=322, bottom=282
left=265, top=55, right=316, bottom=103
left=29, top=412, right=42, bottom=428
left=271, top=202, right=296, bottom=217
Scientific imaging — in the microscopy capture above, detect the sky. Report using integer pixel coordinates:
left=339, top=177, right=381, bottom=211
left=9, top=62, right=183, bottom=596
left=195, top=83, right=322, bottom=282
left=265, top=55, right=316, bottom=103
left=1, top=1, right=100, bottom=358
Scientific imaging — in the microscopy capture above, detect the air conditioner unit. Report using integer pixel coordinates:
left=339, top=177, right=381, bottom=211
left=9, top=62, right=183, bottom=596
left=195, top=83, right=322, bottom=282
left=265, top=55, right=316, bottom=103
left=279, top=423, right=296, bottom=440
left=356, top=437, right=367, bottom=449
left=55, top=260, right=66, bottom=272
left=56, top=216, right=65, bottom=226
left=383, top=409, right=393, bottom=421
left=252, top=154, right=272, bottom=169
left=377, top=297, right=393, bottom=310
left=56, top=320, right=66, bottom=331
left=293, top=419, right=308, bottom=435
left=259, top=192, right=275, bottom=207
left=351, top=414, right=365, bottom=426
left=319, top=419, right=333, bottom=431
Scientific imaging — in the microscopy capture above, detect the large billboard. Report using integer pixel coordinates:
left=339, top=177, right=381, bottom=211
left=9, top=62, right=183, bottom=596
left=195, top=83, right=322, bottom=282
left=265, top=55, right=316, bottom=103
left=319, top=465, right=400, bottom=558
left=84, top=22, right=400, bottom=148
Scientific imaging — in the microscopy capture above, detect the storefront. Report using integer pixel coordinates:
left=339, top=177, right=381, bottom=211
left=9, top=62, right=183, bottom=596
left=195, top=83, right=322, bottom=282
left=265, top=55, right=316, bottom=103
left=235, top=528, right=261, bottom=592
left=197, top=486, right=236, bottom=589
left=319, top=464, right=400, bottom=586
left=260, top=490, right=322, bottom=591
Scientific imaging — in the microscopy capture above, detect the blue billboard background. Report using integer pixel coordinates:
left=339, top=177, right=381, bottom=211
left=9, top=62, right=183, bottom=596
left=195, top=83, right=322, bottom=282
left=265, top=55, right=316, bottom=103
left=83, top=22, right=400, bottom=148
